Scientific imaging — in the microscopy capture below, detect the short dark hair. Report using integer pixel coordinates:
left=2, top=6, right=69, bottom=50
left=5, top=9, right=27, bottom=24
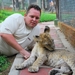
left=26, top=4, right=41, bottom=14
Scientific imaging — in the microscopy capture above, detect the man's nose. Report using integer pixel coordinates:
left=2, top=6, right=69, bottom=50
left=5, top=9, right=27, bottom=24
left=33, top=17, right=36, bottom=21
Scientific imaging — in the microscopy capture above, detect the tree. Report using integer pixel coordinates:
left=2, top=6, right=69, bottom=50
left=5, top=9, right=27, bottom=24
left=12, top=0, right=15, bottom=11
left=12, top=0, right=20, bottom=11
left=21, top=0, right=24, bottom=10
left=15, top=0, right=20, bottom=11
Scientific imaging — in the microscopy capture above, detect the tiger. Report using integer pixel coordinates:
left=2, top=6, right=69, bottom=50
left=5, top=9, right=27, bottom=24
left=15, top=26, right=74, bottom=75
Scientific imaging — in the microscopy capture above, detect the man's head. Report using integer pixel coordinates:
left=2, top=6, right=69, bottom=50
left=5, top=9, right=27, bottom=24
left=24, top=4, right=41, bottom=28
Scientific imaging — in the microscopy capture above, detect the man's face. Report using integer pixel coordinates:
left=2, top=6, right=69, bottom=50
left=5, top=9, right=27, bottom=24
left=24, top=8, right=40, bottom=28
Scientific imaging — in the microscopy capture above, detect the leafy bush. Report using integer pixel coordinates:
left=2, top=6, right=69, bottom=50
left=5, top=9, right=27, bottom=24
left=0, top=10, right=25, bottom=23
left=0, top=55, right=10, bottom=72
left=0, top=10, right=56, bottom=23
left=40, top=12, right=56, bottom=22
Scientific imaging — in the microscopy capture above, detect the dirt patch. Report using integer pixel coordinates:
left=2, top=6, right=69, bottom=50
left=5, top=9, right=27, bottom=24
left=0, top=55, right=16, bottom=75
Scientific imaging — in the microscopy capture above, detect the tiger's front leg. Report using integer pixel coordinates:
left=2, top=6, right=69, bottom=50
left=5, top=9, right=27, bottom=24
left=15, top=55, right=36, bottom=70
left=15, top=44, right=37, bottom=70
left=28, top=55, right=47, bottom=72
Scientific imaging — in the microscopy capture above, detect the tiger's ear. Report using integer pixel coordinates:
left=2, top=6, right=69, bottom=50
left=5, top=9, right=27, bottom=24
left=44, top=26, right=50, bottom=33
left=34, top=35, right=42, bottom=42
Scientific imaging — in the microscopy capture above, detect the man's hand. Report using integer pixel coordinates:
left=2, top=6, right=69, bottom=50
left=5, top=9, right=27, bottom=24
left=20, top=49, right=30, bottom=59
left=0, top=33, right=31, bottom=59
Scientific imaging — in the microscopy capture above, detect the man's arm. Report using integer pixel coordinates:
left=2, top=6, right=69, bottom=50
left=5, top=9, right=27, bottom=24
left=0, top=33, right=30, bottom=59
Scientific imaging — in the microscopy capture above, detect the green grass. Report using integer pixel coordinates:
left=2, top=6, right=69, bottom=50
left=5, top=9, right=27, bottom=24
left=0, top=10, right=56, bottom=23
left=0, top=10, right=25, bottom=23
left=40, top=12, right=56, bottom=22
left=0, top=55, right=10, bottom=72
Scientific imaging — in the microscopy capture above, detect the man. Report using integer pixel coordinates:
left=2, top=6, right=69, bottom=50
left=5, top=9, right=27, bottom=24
left=48, top=0, right=55, bottom=13
left=0, top=4, right=41, bottom=59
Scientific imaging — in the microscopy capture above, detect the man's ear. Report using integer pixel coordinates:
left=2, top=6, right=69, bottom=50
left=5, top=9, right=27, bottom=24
left=44, top=26, right=50, bottom=33
left=24, top=14, right=27, bottom=17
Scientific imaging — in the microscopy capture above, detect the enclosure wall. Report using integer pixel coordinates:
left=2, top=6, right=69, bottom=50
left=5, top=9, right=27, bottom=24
left=58, top=22, right=75, bottom=48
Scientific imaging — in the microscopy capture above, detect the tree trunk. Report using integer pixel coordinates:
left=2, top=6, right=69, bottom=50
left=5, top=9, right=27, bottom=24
left=56, top=0, right=59, bottom=19
left=1, top=0, right=4, bottom=9
left=15, top=0, right=20, bottom=11
left=21, top=0, right=24, bottom=10
left=12, top=0, right=15, bottom=11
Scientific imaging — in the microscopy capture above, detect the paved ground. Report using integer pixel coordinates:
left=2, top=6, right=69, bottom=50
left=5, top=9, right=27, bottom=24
left=8, top=21, right=75, bottom=75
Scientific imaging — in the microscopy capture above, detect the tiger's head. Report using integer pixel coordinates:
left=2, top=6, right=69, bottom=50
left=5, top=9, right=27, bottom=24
left=34, top=26, right=55, bottom=51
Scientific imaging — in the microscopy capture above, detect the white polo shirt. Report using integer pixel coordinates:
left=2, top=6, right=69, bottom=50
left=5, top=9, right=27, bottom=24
left=0, top=13, right=40, bottom=56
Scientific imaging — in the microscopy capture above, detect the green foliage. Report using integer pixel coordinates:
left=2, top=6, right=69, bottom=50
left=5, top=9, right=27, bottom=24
left=40, top=12, right=56, bottom=22
left=0, top=10, right=56, bottom=23
left=0, top=55, right=10, bottom=72
left=0, top=10, right=25, bottom=23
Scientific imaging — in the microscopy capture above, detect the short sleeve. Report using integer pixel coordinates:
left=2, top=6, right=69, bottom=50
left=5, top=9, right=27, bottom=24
left=0, top=14, right=23, bottom=34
